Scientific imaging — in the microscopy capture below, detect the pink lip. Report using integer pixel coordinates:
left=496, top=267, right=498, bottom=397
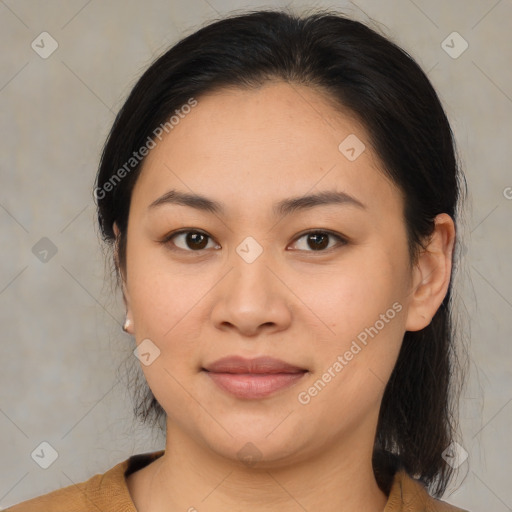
left=203, top=356, right=307, bottom=399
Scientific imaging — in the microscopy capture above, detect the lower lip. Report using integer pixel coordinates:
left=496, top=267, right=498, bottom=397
left=204, top=371, right=306, bottom=399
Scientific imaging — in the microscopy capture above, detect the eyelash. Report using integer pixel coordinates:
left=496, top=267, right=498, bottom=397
left=160, top=229, right=348, bottom=254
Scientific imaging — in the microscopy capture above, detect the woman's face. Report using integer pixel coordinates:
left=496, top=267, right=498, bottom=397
left=121, top=81, right=427, bottom=466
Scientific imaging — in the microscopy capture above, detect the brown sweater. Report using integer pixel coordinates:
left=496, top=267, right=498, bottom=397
left=5, top=450, right=468, bottom=511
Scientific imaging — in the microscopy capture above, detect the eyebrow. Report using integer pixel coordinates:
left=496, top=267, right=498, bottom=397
left=148, top=188, right=366, bottom=217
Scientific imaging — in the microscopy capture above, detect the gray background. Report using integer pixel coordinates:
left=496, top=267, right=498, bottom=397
left=1, top=1, right=511, bottom=510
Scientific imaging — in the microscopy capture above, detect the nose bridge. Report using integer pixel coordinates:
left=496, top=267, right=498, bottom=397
left=210, top=235, right=291, bottom=335
left=229, top=234, right=277, bottom=297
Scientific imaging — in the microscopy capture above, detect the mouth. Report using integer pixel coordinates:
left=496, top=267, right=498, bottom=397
left=202, top=356, right=308, bottom=400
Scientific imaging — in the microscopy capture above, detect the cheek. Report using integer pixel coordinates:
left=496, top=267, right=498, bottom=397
left=127, top=240, right=194, bottom=327
left=301, top=254, right=402, bottom=341
left=130, top=272, right=206, bottom=347
left=295, top=251, right=408, bottom=408
left=294, top=273, right=405, bottom=422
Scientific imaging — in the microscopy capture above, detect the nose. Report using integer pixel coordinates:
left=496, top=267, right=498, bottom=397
left=210, top=247, right=292, bottom=338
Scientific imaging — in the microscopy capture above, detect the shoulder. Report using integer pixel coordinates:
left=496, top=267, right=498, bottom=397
left=4, top=451, right=165, bottom=512
left=386, top=469, right=469, bottom=512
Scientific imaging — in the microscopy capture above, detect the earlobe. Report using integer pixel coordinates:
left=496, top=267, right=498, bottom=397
left=122, top=294, right=135, bottom=334
left=122, top=283, right=135, bottom=335
left=405, top=213, right=455, bottom=332
left=122, top=315, right=134, bottom=333
left=113, top=222, right=135, bottom=335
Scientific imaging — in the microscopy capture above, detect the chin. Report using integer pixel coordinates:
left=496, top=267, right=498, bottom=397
left=197, top=418, right=312, bottom=468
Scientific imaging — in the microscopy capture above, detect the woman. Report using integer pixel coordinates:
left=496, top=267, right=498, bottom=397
left=7, top=8, right=468, bottom=512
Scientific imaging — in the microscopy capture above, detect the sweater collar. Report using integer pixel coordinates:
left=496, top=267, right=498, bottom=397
left=102, top=449, right=465, bottom=512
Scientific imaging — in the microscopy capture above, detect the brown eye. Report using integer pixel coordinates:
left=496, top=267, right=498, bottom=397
left=291, top=231, right=347, bottom=252
left=165, top=230, right=218, bottom=251
left=306, top=233, right=329, bottom=250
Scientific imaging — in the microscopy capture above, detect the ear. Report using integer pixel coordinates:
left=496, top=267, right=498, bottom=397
left=113, top=222, right=135, bottom=335
left=405, top=213, right=456, bottom=332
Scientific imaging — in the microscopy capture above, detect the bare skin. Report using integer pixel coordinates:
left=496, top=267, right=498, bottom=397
left=118, top=81, right=455, bottom=512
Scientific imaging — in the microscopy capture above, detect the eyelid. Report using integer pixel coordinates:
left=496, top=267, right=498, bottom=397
left=161, top=228, right=348, bottom=253
left=288, top=229, right=348, bottom=252
left=161, top=228, right=220, bottom=252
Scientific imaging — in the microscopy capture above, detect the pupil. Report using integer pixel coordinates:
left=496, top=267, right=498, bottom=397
left=309, top=233, right=328, bottom=250
left=187, top=232, right=208, bottom=250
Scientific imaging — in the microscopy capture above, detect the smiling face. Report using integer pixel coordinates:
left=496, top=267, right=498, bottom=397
left=118, top=81, right=429, bottom=467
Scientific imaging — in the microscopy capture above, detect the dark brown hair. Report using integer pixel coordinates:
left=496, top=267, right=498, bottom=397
left=95, top=8, right=466, bottom=497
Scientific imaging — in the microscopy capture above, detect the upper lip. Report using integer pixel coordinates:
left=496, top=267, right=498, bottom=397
left=203, top=356, right=306, bottom=374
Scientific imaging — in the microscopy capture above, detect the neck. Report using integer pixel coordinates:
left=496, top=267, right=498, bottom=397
left=130, top=421, right=388, bottom=512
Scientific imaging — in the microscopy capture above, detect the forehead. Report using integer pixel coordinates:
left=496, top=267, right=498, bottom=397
left=132, top=81, right=401, bottom=219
